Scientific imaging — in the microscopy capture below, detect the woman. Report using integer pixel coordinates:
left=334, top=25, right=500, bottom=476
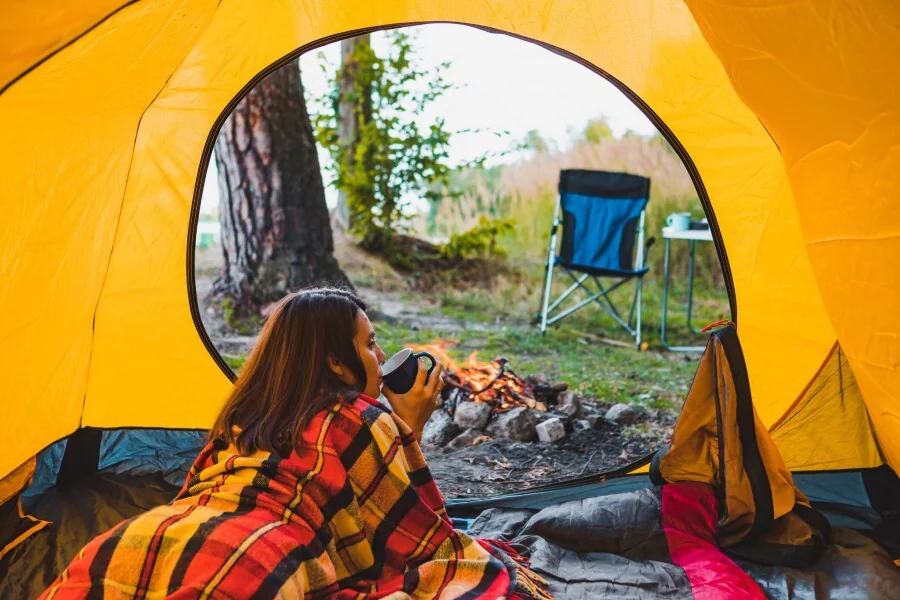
left=41, top=288, right=551, bottom=599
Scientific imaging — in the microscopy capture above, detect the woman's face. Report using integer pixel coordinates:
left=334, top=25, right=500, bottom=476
left=348, top=310, right=387, bottom=398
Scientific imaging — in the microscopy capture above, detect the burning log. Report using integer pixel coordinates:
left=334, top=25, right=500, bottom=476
left=412, top=340, right=547, bottom=413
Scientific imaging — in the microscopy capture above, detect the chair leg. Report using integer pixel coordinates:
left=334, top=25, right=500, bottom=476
left=635, top=277, right=643, bottom=350
left=628, top=279, right=640, bottom=326
left=588, top=277, right=632, bottom=332
left=539, top=264, right=555, bottom=336
left=537, top=195, right=562, bottom=336
left=549, top=273, right=588, bottom=315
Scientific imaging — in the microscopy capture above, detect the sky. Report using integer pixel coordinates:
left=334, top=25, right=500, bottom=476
left=201, top=24, right=655, bottom=214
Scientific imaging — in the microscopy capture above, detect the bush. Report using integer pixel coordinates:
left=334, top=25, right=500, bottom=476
left=439, top=217, right=515, bottom=260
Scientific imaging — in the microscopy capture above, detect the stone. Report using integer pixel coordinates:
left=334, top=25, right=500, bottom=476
left=573, top=419, right=592, bottom=432
left=525, top=374, right=548, bottom=386
left=446, top=428, right=485, bottom=449
left=454, top=401, right=493, bottom=430
left=421, top=410, right=460, bottom=447
left=557, top=403, right=579, bottom=418
left=542, top=409, right=572, bottom=433
left=535, top=410, right=567, bottom=432
left=558, top=391, right=583, bottom=417
left=485, top=406, right=537, bottom=442
left=605, top=403, right=641, bottom=425
left=534, top=410, right=559, bottom=424
left=585, top=413, right=602, bottom=429
left=536, top=417, right=566, bottom=442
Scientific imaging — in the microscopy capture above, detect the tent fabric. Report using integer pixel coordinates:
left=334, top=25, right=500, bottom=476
left=683, top=0, right=900, bottom=474
left=0, top=1, right=132, bottom=92
left=0, top=458, right=49, bottom=565
left=771, top=344, right=883, bottom=472
left=5, top=0, right=867, bottom=486
left=651, top=325, right=830, bottom=566
left=22, top=429, right=207, bottom=506
left=0, top=473, right=180, bottom=598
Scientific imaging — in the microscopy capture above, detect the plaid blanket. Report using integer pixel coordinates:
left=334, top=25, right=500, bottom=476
left=40, top=394, right=551, bottom=599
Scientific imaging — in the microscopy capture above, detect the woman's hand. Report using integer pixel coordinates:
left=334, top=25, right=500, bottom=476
left=383, top=360, right=445, bottom=441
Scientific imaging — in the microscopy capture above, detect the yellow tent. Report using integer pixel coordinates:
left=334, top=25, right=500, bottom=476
left=1, top=0, right=898, bottom=581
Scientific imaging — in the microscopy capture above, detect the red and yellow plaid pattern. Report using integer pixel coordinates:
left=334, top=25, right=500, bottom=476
left=40, top=394, right=551, bottom=599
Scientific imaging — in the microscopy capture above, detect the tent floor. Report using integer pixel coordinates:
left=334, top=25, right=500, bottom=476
left=2, top=473, right=898, bottom=599
left=1, top=473, right=179, bottom=598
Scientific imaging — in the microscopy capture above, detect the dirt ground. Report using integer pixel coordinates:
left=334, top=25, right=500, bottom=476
left=421, top=416, right=672, bottom=498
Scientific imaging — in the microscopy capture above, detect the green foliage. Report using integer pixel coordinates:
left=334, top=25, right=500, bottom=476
left=314, top=32, right=475, bottom=253
left=221, top=296, right=260, bottom=335
left=223, top=354, right=247, bottom=371
left=522, top=129, right=551, bottom=154
left=438, top=217, right=515, bottom=260
left=582, top=117, right=613, bottom=144
left=221, top=296, right=237, bottom=328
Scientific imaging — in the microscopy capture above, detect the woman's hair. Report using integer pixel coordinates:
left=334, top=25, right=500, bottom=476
left=210, top=287, right=368, bottom=456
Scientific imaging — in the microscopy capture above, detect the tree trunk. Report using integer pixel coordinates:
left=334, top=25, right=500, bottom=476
left=213, top=60, right=353, bottom=317
left=334, top=34, right=371, bottom=231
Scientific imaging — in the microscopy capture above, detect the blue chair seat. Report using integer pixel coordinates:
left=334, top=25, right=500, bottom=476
left=555, top=258, right=648, bottom=279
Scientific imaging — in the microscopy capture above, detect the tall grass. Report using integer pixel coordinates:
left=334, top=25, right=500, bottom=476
left=425, top=134, right=723, bottom=287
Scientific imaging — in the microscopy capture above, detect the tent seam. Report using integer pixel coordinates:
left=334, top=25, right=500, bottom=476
left=768, top=341, right=840, bottom=433
left=0, top=1, right=141, bottom=98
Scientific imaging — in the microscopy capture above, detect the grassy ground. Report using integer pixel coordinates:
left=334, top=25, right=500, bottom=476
left=370, top=277, right=724, bottom=418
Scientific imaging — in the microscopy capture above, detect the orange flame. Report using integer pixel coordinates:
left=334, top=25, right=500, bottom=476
left=409, top=339, right=545, bottom=412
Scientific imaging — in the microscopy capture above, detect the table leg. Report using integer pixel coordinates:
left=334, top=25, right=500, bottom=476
left=661, top=238, right=671, bottom=348
left=660, top=236, right=705, bottom=352
left=686, top=239, right=702, bottom=334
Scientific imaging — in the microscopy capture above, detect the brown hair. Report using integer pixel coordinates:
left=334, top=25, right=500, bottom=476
left=210, top=287, right=368, bottom=456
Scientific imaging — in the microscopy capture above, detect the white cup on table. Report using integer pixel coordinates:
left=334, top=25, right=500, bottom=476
left=666, top=212, right=691, bottom=231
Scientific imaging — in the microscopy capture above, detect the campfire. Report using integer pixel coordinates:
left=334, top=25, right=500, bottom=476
left=408, top=340, right=632, bottom=452
left=412, top=340, right=547, bottom=413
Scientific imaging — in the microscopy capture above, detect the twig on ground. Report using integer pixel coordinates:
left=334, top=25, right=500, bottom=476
left=578, top=450, right=599, bottom=476
left=490, top=446, right=510, bottom=464
left=581, top=332, right=633, bottom=349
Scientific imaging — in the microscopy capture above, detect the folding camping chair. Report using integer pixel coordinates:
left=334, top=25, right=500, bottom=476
left=537, top=170, right=653, bottom=349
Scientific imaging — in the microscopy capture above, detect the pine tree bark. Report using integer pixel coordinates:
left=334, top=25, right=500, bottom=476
left=213, top=60, right=352, bottom=316
left=334, top=34, right=371, bottom=231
